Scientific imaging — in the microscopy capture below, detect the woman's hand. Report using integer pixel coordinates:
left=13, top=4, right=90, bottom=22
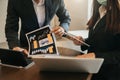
left=73, top=36, right=84, bottom=45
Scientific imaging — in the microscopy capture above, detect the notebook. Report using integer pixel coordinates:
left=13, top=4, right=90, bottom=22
left=32, top=55, right=104, bottom=73
left=0, top=48, right=35, bottom=69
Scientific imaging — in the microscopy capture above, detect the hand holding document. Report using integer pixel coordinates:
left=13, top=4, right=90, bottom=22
left=51, top=26, right=65, bottom=37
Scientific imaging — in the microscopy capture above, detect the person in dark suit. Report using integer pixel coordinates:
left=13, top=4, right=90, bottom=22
left=5, top=0, right=71, bottom=54
left=73, top=0, right=120, bottom=80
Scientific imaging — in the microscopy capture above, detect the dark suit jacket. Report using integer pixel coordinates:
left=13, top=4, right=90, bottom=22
left=81, top=15, right=120, bottom=80
left=5, top=0, right=71, bottom=49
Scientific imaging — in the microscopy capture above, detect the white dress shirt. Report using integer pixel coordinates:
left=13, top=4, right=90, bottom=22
left=32, top=0, right=45, bottom=27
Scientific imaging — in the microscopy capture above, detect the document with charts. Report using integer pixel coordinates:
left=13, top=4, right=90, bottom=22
left=26, top=25, right=58, bottom=55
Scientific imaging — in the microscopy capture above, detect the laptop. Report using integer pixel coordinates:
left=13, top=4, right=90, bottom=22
left=0, top=48, right=35, bottom=69
left=32, top=55, right=104, bottom=73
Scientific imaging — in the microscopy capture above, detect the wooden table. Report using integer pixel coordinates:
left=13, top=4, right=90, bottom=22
left=0, top=47, right=92, bottom=80
left=0, top=65, right=92, bottom=80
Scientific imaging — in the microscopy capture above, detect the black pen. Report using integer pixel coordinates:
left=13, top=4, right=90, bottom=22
left=62, top=32, right=90, bottom=47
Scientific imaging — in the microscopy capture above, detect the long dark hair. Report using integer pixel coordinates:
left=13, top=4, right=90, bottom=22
left=87, top=0, right=120, bottom=34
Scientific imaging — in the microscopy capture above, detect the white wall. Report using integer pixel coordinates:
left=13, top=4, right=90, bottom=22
left=0, top=0, right=7, bottom=43
left=64, top=0, right=89, bottom=30
left=54, top=0, right=92, bottom=30
left=88, top=0, right=93, bottom=20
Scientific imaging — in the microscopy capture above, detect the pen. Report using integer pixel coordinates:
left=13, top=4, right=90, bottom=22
left=62, top=32, right=90, bottom=47
left=50, top=29, right=90, bottom=47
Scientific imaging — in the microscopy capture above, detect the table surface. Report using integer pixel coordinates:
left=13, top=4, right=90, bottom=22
left=0, top=47, right=92, bottom=80
left=0, top=64, right=92, bottom=80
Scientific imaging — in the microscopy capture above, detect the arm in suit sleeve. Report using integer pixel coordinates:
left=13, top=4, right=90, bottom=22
left=5, top=0, right=20, bottom=49
left=82, top=33, right=120, bottom=65
left=95, top=34, right=120, bottom=65
left=80, top=38, right=90, bottom=51
left=95, top=50, right=120, bottom=65
left=56, top=0, right=71, bottom=32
